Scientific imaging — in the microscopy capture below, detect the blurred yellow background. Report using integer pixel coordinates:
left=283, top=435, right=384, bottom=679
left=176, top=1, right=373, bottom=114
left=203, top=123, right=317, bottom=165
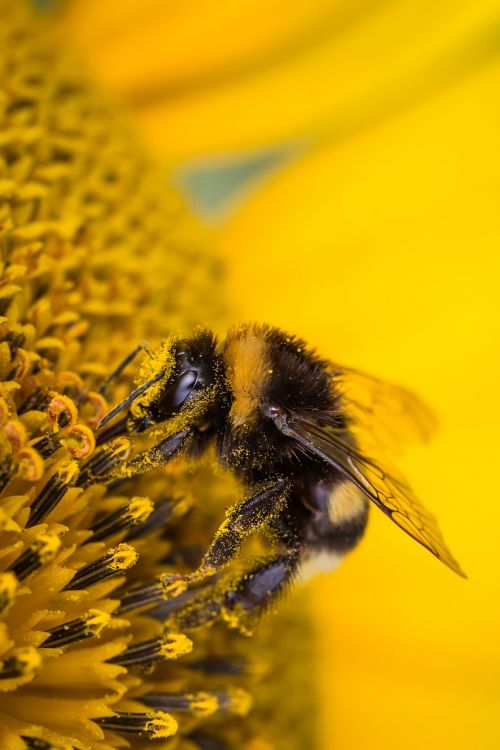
left=219, top=64, right=500, bottom=748
left=57, top=1, right=500, bottom=748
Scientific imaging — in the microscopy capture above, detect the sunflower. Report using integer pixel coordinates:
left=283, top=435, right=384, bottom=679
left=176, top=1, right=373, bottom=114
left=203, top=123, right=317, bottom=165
left=57, top=2, right=500, bottom=750
left=0, top=3, right=317, bottom=749
left=3, top=1, right=500, bottom=750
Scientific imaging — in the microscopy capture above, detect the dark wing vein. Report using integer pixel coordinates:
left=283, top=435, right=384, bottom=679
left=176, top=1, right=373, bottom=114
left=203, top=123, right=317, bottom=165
left=279, top=413, right=465, bottom=578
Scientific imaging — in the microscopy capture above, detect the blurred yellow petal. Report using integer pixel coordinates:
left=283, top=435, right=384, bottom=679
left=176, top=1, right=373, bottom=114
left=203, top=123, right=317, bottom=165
left=60, top=0, right=500, bottom=164
left=60, top=0, right=338, bottom=93
left=219, top=55, right=500, bottom=750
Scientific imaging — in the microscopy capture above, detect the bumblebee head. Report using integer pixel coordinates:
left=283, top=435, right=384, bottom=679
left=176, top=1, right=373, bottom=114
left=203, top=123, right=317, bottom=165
left=98, top=330, right=222, bottom=436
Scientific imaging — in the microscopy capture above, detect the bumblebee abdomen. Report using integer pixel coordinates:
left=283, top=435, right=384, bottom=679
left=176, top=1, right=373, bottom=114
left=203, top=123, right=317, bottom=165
left=327, top=481, right=369, bottom=527
left=304, top=478, right=369, bottom=556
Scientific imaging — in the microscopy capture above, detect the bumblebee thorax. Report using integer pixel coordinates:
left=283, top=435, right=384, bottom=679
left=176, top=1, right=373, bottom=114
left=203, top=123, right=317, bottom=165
left=223, top=325, right=271, bottom=430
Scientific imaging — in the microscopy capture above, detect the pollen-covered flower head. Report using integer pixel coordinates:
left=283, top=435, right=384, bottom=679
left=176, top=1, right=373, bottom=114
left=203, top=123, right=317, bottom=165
left=0, top=4, right=319, bottom=749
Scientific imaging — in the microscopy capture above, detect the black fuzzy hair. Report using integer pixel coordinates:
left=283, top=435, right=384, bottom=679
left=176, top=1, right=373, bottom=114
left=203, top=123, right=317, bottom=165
left=176, top=328, right=218, bottom=364
left=263, top=326, right=342, bottom=426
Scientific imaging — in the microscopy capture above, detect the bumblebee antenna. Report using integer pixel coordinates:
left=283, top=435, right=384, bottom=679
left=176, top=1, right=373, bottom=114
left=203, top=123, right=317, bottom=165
left=97, top=372, right=163, bottom=430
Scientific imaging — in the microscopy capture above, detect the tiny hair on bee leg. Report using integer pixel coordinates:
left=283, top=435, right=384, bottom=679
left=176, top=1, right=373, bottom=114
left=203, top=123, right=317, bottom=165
left=170, top=546, right=301, bottom=631
left=166, top=509, right=303, bottom=630
left=184, top=478, right=289, bottom=583
left=222, top=548, right=301, bottom=621
left=169, top=556, right=297, bottom=631
left=97, top=341, right=151, bottom=397
left=170, top=588, right=223, bottom=630
left=120, top=429, right=193, bottom=478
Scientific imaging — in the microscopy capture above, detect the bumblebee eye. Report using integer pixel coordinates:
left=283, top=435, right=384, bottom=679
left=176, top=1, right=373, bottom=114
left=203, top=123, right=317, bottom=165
left=156, top=369, right=198, bottom=418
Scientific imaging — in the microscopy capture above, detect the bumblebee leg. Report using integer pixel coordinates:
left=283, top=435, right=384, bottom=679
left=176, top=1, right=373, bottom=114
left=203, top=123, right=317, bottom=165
left=181, top=478, right=289, bottom=584
left=222, top=547, right=301, bottom=623
left=117, top=429, right=194, bottom=479
left=169, top=550, right=300, bottom=631
left=165, top=510, right=302, bottom=630
left=97, top=341, right=150, bottom=396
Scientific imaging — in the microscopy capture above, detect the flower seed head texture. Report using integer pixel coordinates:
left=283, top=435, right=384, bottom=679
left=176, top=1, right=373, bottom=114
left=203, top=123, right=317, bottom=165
left=0, top=3, right=316, bottom=749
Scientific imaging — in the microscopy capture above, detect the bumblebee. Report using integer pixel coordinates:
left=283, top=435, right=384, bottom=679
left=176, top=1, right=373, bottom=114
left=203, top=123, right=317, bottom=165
left=97, top=323, right=464, bottom=624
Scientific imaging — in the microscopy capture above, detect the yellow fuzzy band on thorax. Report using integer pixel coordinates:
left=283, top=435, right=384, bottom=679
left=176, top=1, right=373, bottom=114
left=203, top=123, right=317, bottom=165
left=225, top=327, right=270, bottom=428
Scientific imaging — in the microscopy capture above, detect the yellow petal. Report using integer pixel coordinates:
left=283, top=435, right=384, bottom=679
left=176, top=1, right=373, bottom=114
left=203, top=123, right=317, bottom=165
left=220, top=55, right=500, bottom=750
left=59, top=0, right=338, bottom=95
left=59, top=0, right=500, bottom=164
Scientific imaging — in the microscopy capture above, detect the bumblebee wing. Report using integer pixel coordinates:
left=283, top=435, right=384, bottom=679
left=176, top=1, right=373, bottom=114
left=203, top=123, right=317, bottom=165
left=331, top=365, right=437, bottom=454
left=271, top=410, right=465, bottom=577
